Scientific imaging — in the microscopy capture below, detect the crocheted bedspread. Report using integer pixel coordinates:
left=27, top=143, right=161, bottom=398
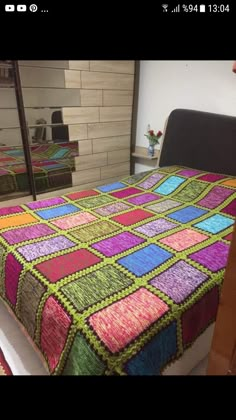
left=0, top=165, right=235, bottom=375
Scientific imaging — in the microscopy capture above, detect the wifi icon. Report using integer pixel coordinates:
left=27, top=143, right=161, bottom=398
left=162, top=4, right=168, bottom=12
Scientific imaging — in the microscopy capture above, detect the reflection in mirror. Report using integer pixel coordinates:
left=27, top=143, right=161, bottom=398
left=0, top=61, right=32, bottom=201
left=25, top=108, right=66, bottom=144
left=19, top=61, right=80, bottom=196
left=0, top=61, right=14, bottom=87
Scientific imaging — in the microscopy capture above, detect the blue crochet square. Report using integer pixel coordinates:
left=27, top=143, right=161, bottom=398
left=97, top=182, right=126, bottom=193
left=36, top=204, right=80, bottom=220
left=125, top=321, right=177, bottom=375
left=168, top=206, right=207, bottom=223
left=194, top=214, right=234, bottom=234
left=154, top=176, right=185, bottom=195
left=118, top=244, right=172, bottom=276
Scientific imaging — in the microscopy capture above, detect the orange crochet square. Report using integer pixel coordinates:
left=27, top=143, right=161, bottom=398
left=0, top=214, right=37, bottom=229
left=221, top=179, right=236, bottom=188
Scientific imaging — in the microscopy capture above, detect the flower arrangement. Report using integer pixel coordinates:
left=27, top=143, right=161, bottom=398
left=145, top=128, right=163, bottom=146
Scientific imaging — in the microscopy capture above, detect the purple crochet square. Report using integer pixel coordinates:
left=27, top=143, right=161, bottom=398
left=92, top=232, right=144, bottom=257
left=198, top=186, right=233, bottom=209
left=138, top=173, right=164, bottom=189
left=2, top=224, right=55, bottom=245
left=150, top=261, right=208, bottom=303
left=178, top=169, right=201, bottom=177
left=189, top=242, right=230, bottom=272
left=17, top=236, right=75, bottom=261
left=135, top=218, right=177, bottom=237
left=27, top=197, right=65, bottom=210
left=127, top=193, right=160, bottom=205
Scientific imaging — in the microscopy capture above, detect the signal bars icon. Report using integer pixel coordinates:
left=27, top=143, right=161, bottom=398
left=162, top=4, right=168, bottom=12
left=171, top=4, right=180, bottom=12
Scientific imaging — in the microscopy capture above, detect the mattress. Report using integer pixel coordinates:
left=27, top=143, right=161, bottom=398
left=0, top=165, right=235, bottom=375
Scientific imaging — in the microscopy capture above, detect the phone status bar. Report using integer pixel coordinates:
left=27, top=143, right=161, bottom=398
left=162, top=4, right=230, bottom=13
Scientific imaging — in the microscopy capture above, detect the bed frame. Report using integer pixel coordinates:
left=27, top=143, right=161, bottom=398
left=159, top=109, right=236, bottom=176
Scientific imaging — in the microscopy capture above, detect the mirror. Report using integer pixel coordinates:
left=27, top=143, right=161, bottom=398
left=0, top=60, right=32, bottom=200
left=19, top=61, right=80, bottom=195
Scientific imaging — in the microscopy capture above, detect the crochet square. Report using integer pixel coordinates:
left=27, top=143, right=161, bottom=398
left=223, top=232, right=233, bottom=241
left=118, top=244, right=172, bottom=276
left=40, top=296, right=72, bottom=372
left=160, top=229, right=208, bottom=251
left=94, top=202, right=130, bottom=216
left=111, top=187, right=142, bottom=199
left=112, top=209, right=154, bottom=226
left=62, top=333, right=105, bottom=375
left=125, top=321, right=177, bottom=375
left=221, top=199, right=236, bottom=217
left=2, top=224, right=55, bottom=245
left=0, top=213, right=38, bottom=229
left=18, top=272, right=45, bottom=338
left=198, top=173, right=227, bottom=182
left=70, top=220, right=119, bottom=242
left=51, top=212, right=97, bottom=230
left=181, top=286, right=219, bottom=347
left=0, top=205, right=24, bottom=216
left=92, top=231, right=145, bottom=257
left=178, top=169, right=201, bottom=177
left=221, top=179, right=236, bottom=188
left=154, top=176, right=185, bottom=195
left=88, top=288, right=169, bottom=353
left=189, top=241, right=230, bottom=272
left=126, top=193, right=160, bottom=206
left=17, top=236, right=75, bottom=262
left=77, top=195, right=114, bottom=209
left=138, top=173, right=164, bottom=189
left=36, top=249, right=101, bottom=283
left=5, top=253, right=23, bottom=306
left=197, top=186, right=233, bottom=209
left=135, top=218, right=177, bottom=237
left=174, top=181, right=208, bottom=202
left=146, top=199, right=181, bottom=214
left=194, top=214, right=234, bottom=234
left=66, top=190, right=99, bottom=200
left=168, top=206, right=207, bottom=223
left=35, top=204, right=80, bottom=220
left=97, top=182, right=126, bottom=192
left=61, top=265, right=133, bottom=312
left=27, top=197, right=66, bottom=210
left=150, top=261, right=208, bottom=303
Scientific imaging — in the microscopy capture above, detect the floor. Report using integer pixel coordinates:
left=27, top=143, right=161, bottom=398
left=189, top=357, right=208, bottom=375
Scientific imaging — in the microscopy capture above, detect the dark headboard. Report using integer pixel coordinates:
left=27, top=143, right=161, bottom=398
left=159, top=109, right=236, bottom=176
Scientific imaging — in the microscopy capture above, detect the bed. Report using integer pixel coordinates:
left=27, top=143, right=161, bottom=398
left=0, top=142, right=78, bottom=195
left=0, top=109, right=236, bottom=375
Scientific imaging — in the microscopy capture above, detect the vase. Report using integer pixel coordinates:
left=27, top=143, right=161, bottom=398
left=148, top=144, right=154, bottom=157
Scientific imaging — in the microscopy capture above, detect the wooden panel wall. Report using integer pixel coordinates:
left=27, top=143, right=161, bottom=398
left=63, top=60, right=135, bottom=187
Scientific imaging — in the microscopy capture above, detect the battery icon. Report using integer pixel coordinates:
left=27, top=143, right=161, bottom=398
left=200, top=4, right=206, bottom=12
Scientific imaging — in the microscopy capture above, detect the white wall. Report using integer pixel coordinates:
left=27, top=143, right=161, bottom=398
left=135, top=60, right=236, bottom=173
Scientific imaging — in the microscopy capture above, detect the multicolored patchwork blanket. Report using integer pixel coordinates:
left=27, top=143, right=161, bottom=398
left=0, top=165, right=235, bottom=375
